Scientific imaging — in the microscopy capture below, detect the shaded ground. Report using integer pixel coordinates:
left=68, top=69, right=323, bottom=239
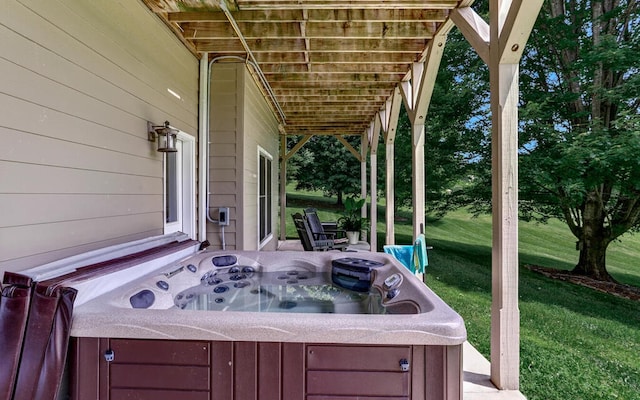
left=527, top=265, right=640, bottom=301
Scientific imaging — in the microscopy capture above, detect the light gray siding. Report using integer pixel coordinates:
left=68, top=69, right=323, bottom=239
left=0, top=0, right=199, bottom=274
left=242, top=68, right=280, bottom=251
left=208, top=64, right=240, bottom=249
left=208, top=63, right=280, bottom=251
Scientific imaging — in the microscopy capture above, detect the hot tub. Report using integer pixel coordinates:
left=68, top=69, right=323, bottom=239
left=69, top=249, right=466, bottom=400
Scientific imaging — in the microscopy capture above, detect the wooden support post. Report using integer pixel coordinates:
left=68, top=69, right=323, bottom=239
left=361, top=133, right=368, bottom=231
left=382, top=86, right=402, bottom=245
left=398, top=31, right=448, bottom=241
left=490, top=61, right=520, bottom=390
left=369, top=117, right=381, bottom=252
left=279, top=134, right=287, bottom=241
left=385, top=139, right=395, bottom=245
left=452, top=0, right=542, bottom=390
left=412, top=123, right=426, bottom=240
left=494, top=0, right=541, bottom=389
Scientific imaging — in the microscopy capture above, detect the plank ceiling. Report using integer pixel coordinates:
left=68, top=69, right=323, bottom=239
left=142, top=0, right=464, bottom=137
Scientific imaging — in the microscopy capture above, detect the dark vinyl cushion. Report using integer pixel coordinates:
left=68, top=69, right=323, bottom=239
left=0, top=273, right=33, bottom=400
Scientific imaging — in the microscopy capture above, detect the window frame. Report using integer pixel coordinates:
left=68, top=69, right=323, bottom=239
left=258, top=147, right=273, bottom=248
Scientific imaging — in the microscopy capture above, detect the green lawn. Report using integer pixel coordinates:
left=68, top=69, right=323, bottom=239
left=285, top=190, right=640, bottom=400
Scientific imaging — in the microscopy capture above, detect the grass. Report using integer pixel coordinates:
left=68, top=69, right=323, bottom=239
left=285, top=189, right=640, bottom=400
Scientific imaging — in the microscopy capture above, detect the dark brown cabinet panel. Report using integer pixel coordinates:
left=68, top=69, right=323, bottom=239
left=306, top=345, right=412, bottom=398
left=70, top=338, right=460, bottom=400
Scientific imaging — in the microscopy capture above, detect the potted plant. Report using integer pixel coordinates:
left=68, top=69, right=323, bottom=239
left=337, top=197, right=370, bottom=244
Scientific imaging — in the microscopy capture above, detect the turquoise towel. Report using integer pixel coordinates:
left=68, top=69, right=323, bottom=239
left=413, top=234, right=428, bottom=273
left=383, top=244, right=414, bottom=272
left=383, top=234, right=428, bottom=274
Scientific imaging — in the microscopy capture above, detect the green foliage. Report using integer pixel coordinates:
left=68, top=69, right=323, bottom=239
left=337, top=197, right=370, bottom=231
left=420, top=0, right=640, bottom=279
left=421, top=210, right=640, bottom=400
left=288, top=135, right=362, bottom=204
left=390, top=28, right=489, bottom=217
left=514, top=1, right=640, bottom=279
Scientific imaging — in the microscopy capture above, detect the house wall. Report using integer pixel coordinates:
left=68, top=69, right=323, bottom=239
left=242, top=68, right=280, bottom=251
left=208, top=63, right=280, bottom=251
left=208, top=64, right=241, bottom=249
left=0, top=0, right=199, bottom=275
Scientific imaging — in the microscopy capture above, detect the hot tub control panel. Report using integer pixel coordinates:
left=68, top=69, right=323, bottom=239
left=331, top=257, right=383, bottom=292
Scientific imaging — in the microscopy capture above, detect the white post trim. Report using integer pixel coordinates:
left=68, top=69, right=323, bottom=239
left=198, top=53, right=209, bottom=243
left=369, top=116, right=381, bottom=252
left=382, top=86, right=402, bottom=245
left=361, top=133, right=368, bottom=226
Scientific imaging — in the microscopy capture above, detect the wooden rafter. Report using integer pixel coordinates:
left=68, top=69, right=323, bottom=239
left=143, top=0, right=461, bottom=137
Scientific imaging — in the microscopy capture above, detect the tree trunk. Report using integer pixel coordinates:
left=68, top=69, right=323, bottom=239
left=573, top=237, right=615, bottom=282
left=571, top=191, right=616, bottom=282
left=336, top=191, right=343, bottom=206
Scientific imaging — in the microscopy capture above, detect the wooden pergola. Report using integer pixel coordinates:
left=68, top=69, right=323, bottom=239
left=143, top=0, right=542, bottom=391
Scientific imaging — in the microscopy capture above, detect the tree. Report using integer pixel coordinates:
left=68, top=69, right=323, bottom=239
left=516, top=0, right=640, bottom=281
left=390, top=29, right=488, bottom=217
left=393, top=0, right=639, bottom=282
left=288, top=135, right=363, bottom=205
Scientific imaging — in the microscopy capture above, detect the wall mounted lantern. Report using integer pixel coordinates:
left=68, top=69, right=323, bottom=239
left=148, top=120, right=178, bottom=152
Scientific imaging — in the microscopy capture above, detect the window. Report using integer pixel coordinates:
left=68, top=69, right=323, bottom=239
left=165, top=151, right=179, bottom=224
left=163, top=134, right=196, bottom=239
left=258, top=149, right=272, bottom=245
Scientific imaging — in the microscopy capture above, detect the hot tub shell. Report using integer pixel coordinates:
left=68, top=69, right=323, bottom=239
left=69, top=250, right=466, bottom=400
left=3, top=239, right=465, bottom=400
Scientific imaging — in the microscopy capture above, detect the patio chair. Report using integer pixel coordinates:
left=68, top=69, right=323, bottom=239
left=292, top=213, right=346, bottom=251
left=303, top=207, right=348, bottom=243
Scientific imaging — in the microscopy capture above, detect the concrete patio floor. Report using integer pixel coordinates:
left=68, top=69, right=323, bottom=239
left=277, top=240, right=527, bottom=400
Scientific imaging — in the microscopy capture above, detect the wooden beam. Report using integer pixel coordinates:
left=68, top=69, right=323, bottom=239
left=261, top=63, right=411, bottom=74
left=279, top=95, right=389, bottom=103
left=484, top=0, right=541, bottom=391
left=186, top=21, right=440, bottom=40
left=305, top=9, right=449, bottom=22
left=281, top=104, right=382, bottom=112
left=450, top=7, right=490, bottom=64
left=400, top=80, right=413, bottom=117
left=498, top=0, right=545, bottom=64
left=414, top=30, right=448, bottom=121
left=284, top=134, right=312, bottom=161
left=264, top=72, right=406, bottom=82
left=169, top=8, right=450, bottom=23
left=309, top=38, right=431, bottom=53
left=337, top=135, right=363, bottom=162
left=381, top=86, right=403, bottom=143
left=273, top=88, right=394, bottom=96
left=236, top=0, right=460, bottom=10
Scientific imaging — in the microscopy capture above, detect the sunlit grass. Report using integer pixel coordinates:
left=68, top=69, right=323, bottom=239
left=285, top=188, right=640, bottom=400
